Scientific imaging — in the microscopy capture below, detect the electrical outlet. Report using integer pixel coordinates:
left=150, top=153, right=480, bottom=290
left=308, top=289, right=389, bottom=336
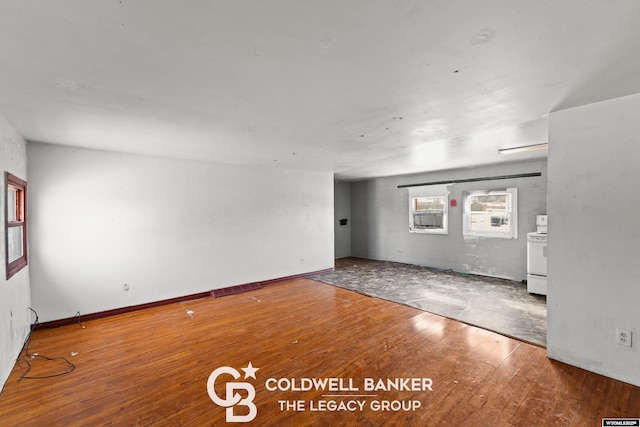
left=300, top=257, right=304, bottom=264
left=123, top=283, right=130, bottom=292
left=616, top=328, right=632, bottom=347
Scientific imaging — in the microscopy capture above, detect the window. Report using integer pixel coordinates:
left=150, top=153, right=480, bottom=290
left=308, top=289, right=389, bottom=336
left=463, top=188, right=517, bottom=239
left=408, top=185, right=449, bottom=234
left=5, top=172, right=28, bottom=279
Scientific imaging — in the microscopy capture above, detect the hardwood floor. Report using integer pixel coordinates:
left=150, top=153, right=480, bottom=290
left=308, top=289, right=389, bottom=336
left=0, top=278, right=638, bottom=426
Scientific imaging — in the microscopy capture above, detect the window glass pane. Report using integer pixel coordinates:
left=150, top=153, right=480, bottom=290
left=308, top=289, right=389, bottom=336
left=409, top=194, right=448, bottom=233
left=469, top=213, right=511, bottom=233
left=468, top=213, right=491, bottom=232
left=469, top=194, right=508, bottom=212
left=463, top=188, right=517, bottom=239
left=413, top=212, right=444, bottom=229
left=8, top=226, right=24, bottom=263
left=8, top=187, right=17, bottom=222
left=412, top=196, right=446, bottom=230
left=414, top=196, right=445, bottom=212
left=468, top=213, right=511, bottom=233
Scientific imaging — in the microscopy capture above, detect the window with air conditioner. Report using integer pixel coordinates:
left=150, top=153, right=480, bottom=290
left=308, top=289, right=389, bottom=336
left=408, top=185, right=449, bottom=235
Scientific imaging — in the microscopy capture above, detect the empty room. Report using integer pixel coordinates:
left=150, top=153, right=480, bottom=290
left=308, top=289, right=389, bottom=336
left=1, top=1, right=639, bottom=426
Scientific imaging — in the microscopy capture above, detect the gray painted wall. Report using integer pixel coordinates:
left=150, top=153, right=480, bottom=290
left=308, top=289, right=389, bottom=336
left=27, top=143, right=334, bottom=322
left=334, top=181, right=351, bottom=259
left=548, top=93, right=640, bottom=387
left=350, top=160, right=547, bottom=281
left=0, top=113, right=31, bottom=392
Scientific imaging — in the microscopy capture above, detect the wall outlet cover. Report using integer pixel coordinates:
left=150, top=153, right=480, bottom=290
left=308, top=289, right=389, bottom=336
left=616, top=328, right=632, bottom=347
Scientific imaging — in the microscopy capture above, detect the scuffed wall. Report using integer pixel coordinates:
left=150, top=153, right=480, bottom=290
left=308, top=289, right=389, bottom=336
left=548, top=93, right=640, bottom=387
left=350, top=160, right=547, bottom=281
left=0, top=113, right=30, bottom=393
left=27, top=142, right=334, bottom=322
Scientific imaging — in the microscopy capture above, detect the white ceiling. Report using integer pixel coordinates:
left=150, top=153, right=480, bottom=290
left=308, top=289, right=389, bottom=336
left=1, top=1, right=640, bottom=180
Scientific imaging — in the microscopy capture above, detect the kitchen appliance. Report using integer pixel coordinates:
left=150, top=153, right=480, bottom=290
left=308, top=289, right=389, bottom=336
left=527, top=215, right=547, bottom=295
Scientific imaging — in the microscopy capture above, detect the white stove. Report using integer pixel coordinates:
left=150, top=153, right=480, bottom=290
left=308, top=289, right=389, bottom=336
left=527, top=215, right=547, bottom=295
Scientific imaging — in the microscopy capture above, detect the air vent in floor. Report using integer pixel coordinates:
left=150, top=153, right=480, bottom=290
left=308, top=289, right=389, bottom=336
left=210, top=283, right=263, bottom=298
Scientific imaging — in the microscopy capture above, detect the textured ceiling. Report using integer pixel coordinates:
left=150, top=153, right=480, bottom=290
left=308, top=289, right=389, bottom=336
left=1, top=1, right=640, bottom=180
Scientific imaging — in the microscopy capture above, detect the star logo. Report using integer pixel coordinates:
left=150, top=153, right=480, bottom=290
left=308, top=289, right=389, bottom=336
left=241, top=362, right=259, bottom=380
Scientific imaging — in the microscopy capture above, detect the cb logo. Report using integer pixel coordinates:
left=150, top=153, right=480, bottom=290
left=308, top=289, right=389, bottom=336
left=207, top=362, right=259, bottom=422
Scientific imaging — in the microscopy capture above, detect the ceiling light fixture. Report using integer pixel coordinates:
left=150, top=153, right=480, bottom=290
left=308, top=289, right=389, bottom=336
left=498, top=143, right=548, bottom=155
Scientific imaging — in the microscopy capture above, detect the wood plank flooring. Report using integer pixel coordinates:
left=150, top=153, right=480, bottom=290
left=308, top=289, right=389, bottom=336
left=0, top=278, right=638, bottom=426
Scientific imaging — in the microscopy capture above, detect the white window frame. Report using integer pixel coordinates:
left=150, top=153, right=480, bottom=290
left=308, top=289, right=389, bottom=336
left=462, top=187, right=518, bottom=239
left=408, top=184, right=449, bottom=235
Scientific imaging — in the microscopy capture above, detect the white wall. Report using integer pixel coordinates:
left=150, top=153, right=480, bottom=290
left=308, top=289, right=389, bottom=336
left=350, top=160, right=547, bottom=281
left=0, top=114, right=31, bottom=392
left=547, top=93, right=640, bottom=387
left=334, top=181, right=351, bottom=259
left=27, top=143, right=334, bottom=322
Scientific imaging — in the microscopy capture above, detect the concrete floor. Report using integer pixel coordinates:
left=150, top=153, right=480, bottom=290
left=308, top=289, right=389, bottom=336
left=312, top=257, right=547, bottom=347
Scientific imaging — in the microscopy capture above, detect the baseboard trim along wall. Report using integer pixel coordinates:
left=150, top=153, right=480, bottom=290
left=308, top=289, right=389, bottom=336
left=36, top=268, right=333, bottom=329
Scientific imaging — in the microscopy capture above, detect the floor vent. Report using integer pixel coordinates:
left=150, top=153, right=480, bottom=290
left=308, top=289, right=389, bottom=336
left=211, top=283, right=262, bottom=298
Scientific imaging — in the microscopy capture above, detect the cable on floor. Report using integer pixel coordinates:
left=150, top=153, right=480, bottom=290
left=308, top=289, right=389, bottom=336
left=74, top=311, right=85, bottom=329
left=16, top=308, right=76, bottom=380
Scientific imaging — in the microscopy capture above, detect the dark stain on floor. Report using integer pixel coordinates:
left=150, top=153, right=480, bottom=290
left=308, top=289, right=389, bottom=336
left=311, top=257, right=547, bottom=347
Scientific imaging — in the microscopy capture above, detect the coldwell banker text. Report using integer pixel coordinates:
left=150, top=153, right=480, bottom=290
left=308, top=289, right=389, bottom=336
left=265, top=377, right=433, bottom=392
left=265, top=376, right=433, bottom=413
